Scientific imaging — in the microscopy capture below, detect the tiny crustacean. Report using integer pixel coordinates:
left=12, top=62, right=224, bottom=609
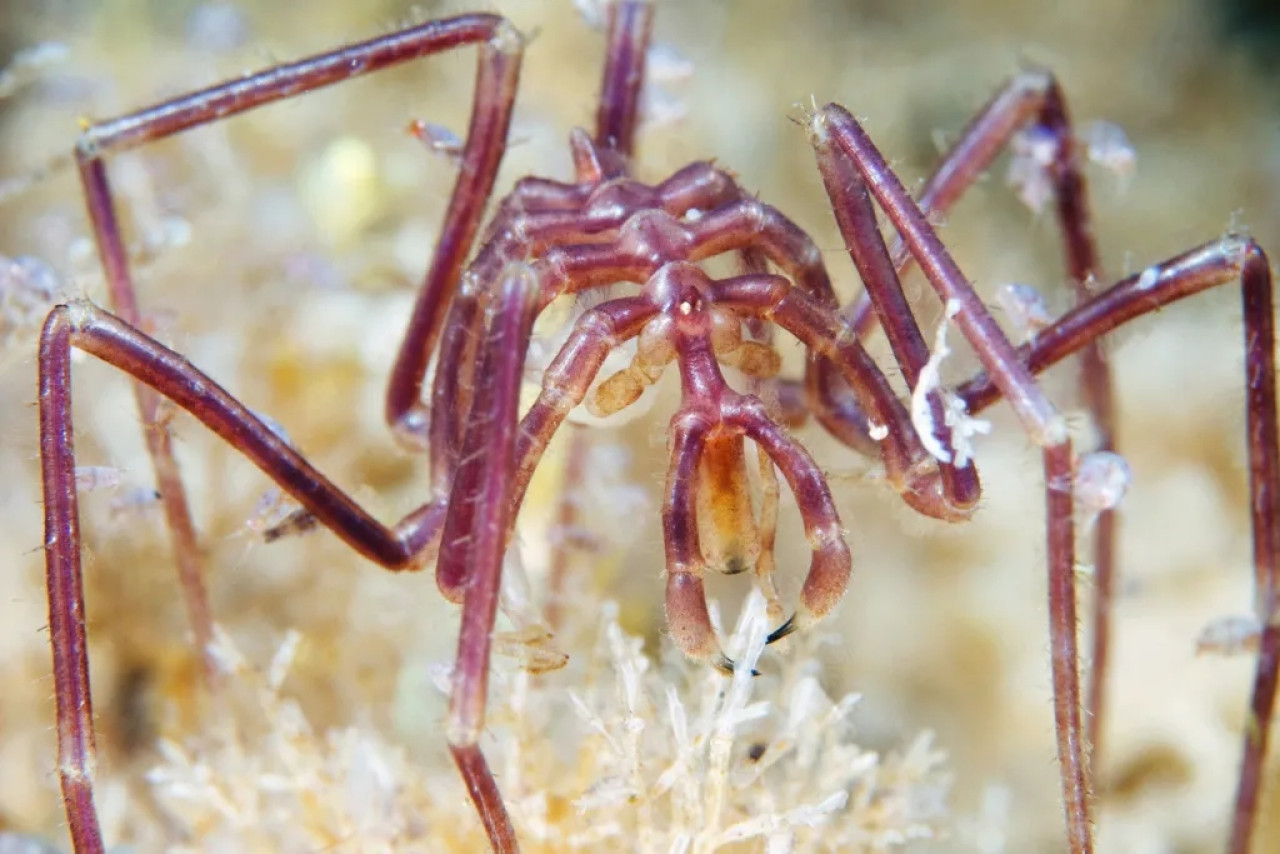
left=26, top=2, right=1278, bottom=852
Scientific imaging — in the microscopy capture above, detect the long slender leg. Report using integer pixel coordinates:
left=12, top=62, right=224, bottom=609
left=1032, top=77, right=1116, bottom=770
left=1235, top=619, right=1280, bottom=853
left=436, top=266, right=542, bottom=854
left=37, top=301, right=452, bottom=854
left=951, top=238, right=1277, bottom=852
left=1230, top=242, right=1280, bottom=854
left=1008, top=243, right=1277, bottom=854
left=845, top=71, right=1099, bottom=340
left=595, top=0, right=655, bottom=162
left=431, top=286, right=662, bottom=604
left=35, top=289, right=659, bottom=854
left=385, top=25, right=523, bottom=447
left=815, top=152, right=980, bottom=516
left=851, top=71, right=1112, bottom=455
left=847, top=70, right=1120, bottom=756
left=811, top=103, right=1091, bottom=854
left=74, top=15, right=524, bottom=680
left=957, top=240, right=1263, bottom=413
left=39, top=317, right=103, bottom=854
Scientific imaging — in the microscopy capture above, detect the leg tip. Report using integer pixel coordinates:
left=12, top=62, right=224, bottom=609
left=767, top=613, right=797, bottom=645
left=715, top=655, right=760, bottom=677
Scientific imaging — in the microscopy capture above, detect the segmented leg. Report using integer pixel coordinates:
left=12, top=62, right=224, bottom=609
left=810, top=103, right=1090, bottom=853
left=38, top=301, right=453, bottom=853
left=954, top=237, right=1279, bottom=854
left=35, top=271, right=604, bottom=854
left=47, top=4, right=1273, bottom=852
left=843, top=71, right=1119, bottom=762
left=814, top=86, right=1278, bottom=850
left=73, top=14, right=524, bottom=685
left=431, top=5, right=657, bottom=850
left=437, top=267, right=542, bottom=853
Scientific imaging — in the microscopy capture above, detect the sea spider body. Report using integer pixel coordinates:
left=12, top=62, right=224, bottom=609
left=17, top=2, right=1279, bottom=852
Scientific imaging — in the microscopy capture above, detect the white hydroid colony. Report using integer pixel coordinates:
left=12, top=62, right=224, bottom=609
left=136, top=591, right=948, bottom=852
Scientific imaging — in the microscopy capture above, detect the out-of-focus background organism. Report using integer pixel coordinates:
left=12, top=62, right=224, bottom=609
left=1, top=0, right=1278, bottom=851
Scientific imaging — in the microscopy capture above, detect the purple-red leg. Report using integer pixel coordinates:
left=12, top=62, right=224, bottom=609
left=430, top=6, right=660, bottom=849
left=73, top=15, right=524, bottom=686
left=38, top=300, right=457, bottom=854
left=436, top=267, right=542, bottom=854
left=844, top=69, right=1118, bottom=760
left=816, top=143, right=981, bottom=516
left=811, top=103, right=1091, bottom=853
left=595, top=0, right=654, bottom=162
left=36, top=263, right=611, bottom=853
left=1230, top=247, right=1280, bottom=854
left=954, top=237, right=1278, bottom=854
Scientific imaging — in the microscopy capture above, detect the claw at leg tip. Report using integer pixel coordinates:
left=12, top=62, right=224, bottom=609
left=767, top=613, right=797, bottom=645
left=716, top=655, right=760, bottom=677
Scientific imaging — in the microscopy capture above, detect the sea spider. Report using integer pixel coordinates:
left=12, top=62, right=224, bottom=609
left=17, top=1, right=1278, bottom=852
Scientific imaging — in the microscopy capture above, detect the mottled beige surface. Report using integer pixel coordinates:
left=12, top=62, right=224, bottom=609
left=0, top=1, right=1277, bottom=851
